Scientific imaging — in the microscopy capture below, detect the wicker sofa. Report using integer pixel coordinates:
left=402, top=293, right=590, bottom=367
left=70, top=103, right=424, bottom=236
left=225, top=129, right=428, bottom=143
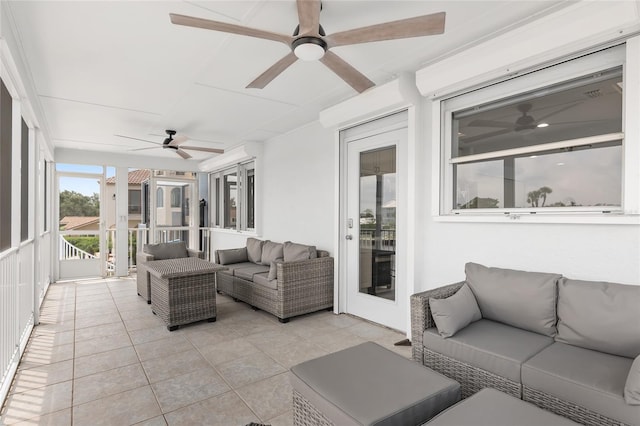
left=411, top=262, right=640, bottom=426
left=136, top=241, right=204, bottom=303
left=215, top=238, right=334, bottom=323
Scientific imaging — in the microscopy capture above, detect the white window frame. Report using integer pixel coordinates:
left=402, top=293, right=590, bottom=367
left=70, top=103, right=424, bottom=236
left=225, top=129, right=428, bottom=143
left=437, top=42, right=640, bottom=223
left=209, top=160, right=256, bottom=232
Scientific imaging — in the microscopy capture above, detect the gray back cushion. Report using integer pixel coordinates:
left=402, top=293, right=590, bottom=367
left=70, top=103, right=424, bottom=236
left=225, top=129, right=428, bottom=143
left=465, top=262, right=561, bottom=337
left=217, top=247, right=248, bottom=265
left=246, top=238, right=264, bottom=264
left=283, top=241, right=317, bottom=262
left=556, top=278, right=640, bottom=358
left=143, top=241, right=188, bottom=260
left=261, top=241, right=284, bottom=266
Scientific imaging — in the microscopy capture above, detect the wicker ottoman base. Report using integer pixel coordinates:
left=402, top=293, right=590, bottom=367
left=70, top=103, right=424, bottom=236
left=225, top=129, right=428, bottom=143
left=290, top=342, right=460, bottom=426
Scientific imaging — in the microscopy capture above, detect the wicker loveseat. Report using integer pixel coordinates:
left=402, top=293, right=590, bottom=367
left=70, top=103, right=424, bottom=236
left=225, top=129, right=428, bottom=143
left=136, top=241, right=204, bottom=303
left=215, top=238, right=334, bottom=323
left=411, top=262, right=640, bottom=426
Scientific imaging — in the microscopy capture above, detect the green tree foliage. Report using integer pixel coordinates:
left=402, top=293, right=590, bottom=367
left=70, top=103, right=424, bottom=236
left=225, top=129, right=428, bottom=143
left=59, top=190, right=99, bottom=218
left=64, top=236, right=99, bottom=255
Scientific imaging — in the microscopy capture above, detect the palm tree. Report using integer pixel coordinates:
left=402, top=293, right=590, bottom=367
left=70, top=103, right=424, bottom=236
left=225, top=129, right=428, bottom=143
left=539, top=186, right=553, bottom=206
left=527, top=190, right=541, bottom=207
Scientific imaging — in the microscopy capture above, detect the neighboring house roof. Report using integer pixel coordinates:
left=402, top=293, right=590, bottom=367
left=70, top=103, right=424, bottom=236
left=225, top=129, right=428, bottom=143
left=60, top=216, right=100, bottom=230
left=105, top=169, right=150, bottom=185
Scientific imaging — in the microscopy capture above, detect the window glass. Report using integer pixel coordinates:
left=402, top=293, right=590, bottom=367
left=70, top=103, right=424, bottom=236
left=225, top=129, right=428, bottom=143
left=128, top=189, right=141, bottom=214
left=156, top=187, right=163, bottom=207
left=246, top=167, right=255, bottom=230
left=1, top=80, right=13, bottom=251
left=21, top=119, right=29, bottom=241
left=224, top=173, right=237, bottom=229
left=444, top=54, right=624, bottom=213
left=170, top=188, right=181, bottom=208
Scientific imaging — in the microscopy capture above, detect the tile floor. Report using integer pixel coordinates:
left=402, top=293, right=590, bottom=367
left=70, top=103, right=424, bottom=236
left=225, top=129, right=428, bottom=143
left=1, top=277, right=410, bottom=426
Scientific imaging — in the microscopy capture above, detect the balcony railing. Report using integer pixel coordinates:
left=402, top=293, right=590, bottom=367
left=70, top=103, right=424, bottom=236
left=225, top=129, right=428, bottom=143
left=359, top=228, right=396, bottom=250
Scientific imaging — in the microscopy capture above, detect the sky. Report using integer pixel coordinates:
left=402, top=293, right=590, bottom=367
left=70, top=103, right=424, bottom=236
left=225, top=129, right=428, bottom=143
left=56, top=164, right=116, bottom=196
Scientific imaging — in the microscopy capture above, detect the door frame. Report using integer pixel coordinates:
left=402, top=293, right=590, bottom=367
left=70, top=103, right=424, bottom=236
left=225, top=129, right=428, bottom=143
left=55, top=170, right=106, bottom=280
left=338, top=110, right=411, bottom=332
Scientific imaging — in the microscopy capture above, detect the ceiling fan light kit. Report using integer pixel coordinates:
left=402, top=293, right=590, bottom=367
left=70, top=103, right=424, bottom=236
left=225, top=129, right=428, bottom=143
left=169, top=0, right=445, bottom=93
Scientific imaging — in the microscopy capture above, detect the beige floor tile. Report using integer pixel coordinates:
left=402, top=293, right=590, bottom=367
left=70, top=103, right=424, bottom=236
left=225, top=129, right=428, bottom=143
left=217, top=352, right=286, bottom=388
left=73, top=363, right=148, bottom=406
left=72, top=385, right=161, bottom=426
left=142, top=349, right=210, bottom=384
left=74, top=306, right=119, bottom=319
left=236, top=372, right=292, bottom=421
left=74, top=346, right=139, bottom=378
left=182, top=325, right=240, bottom=349
left=132, top=415, right=167, bottom=426
left=124, top=315, right=165, bottom=332
left=74, top=321, right=127, bottom=342
left=28, top=330, right=74, bottom=348
left=134, top=335, right=194, bottom=361
left=9, top=360, right=74, bottom=394
left=152, top=367, right=230, bottom=413
left=261, top=339, right=328, bottom=369
left=198, top=337, right=260, bottom=366
left=348, top=321, right=402, bottom=340
left=319, top=313, right=365, bottom=329
left=7, top=408, right=71, bottom=426
left=128, top=325, right=172, bottom=345
left=19, top=343, right=74, bottom=367
left=307, top=328, right=366, bottom=354
left=1, top=381, right=72, bottom=425
left=164, top=391, right=259, bottom=426
left=244, top=330, right=299, bottom=352
left=74, top=331, right=132, bottom=358
left=74, top=313, right=122, bottom=330
left=30, top=322, right=75, bottom=334
left=268, top=409, right=293, bottom=426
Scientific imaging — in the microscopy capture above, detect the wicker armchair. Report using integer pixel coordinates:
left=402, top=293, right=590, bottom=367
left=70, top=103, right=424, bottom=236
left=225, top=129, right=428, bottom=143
left=136, top=241, right=204, bottom=303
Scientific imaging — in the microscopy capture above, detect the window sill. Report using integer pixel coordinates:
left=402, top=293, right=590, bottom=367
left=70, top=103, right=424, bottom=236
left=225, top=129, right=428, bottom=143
left=433, top=213, right=640, bottom=225
left=208, top=227, right=260, bottom=237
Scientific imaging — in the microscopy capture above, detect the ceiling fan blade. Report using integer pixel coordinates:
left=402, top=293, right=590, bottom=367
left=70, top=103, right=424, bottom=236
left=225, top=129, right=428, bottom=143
left=324, top=11, right=445, bottom=48
left=460, top=128, right=512, bottom=144
left=114, top=134, right=160, bottom=145
left=468, top=119, right=513, bottom=128
left=319, top=51, right=375, bottom=93
left=170, top=13, right=293, bottom=46
left=180, top=146, right=225, bottom=154
left=246, top=52, right=298, bottom=89
left=129, top=146, right=159, bottom=152
left=175, top=149, right=192, bottom=159
left=535, top=102, right=581, bottom=122
left=168, top=135, right=188, bottom=147
left=297, top=0, right=321, bottom=35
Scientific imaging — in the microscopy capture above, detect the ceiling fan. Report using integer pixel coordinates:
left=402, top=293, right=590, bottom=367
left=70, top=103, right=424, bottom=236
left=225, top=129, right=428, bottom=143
left=117, top=130, right=224, bottom=159
left=461, top=102, right=588, bottom=143
left=169, top=0, right=445, bottom=93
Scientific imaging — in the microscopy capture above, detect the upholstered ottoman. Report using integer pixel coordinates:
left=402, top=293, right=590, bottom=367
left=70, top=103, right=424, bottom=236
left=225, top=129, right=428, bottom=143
left=290, top=342, right=460, bottom=426
left=424, top=388, right=579, bottom=425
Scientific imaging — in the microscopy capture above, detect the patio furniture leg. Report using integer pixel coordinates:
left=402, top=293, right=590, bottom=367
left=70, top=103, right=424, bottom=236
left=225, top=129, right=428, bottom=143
left=207, top=317, right=216, bottom=322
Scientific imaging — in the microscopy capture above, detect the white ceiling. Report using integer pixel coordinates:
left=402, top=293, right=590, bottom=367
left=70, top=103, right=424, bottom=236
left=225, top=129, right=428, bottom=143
left=7, top=0, right=570, bottom=162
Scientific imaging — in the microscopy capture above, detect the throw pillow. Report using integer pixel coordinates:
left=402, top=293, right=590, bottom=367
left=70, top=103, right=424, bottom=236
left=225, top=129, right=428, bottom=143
left=283, top=241, right=317, bottom=262
left=268, top=257, right=283, bottom=281
left=465, top=262, right=561, bottom=337
left=217, top=247, right=248, bottom=265
left=429, top=283, right=481, bottom=338
left=261, top=241, right=284, bottom=266
left=246, top=238, right=264, bottom=264
left=625, top=355, right=640, bottom=405
left=143, top=241, right=188, bottom=260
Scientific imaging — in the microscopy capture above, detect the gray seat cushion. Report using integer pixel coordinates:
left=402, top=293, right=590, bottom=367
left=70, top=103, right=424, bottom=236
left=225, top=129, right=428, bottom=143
left=522, top=342, right=639, bottom=426
left=423, top=319, right=553, bottom=382
left=465, top=262, right=561, bottom=337
left=425, top=388, right=579, bottom=425
left=218, top=262, right=256, bottom=277
left=291, top=342, right=460, bottom=426
left=253, top=273, right=277, bottom=290
left=143, top=241, right=188, bottom=260
left=556, top=278, right=640, bottom=358
left=233, top=264, right=270, bottom=281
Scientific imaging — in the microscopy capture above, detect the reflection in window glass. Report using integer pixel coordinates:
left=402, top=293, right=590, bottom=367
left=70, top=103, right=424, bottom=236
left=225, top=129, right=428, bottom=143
left=170, top=188, right=181, bottom=208
left=247, top=168, right=255, bottom=229
left=156, top=188, right=163, bottom=207
left=128, top=189, right=141, bottom=214
left=455, top=160, right=504, bottom=209
left=224, top=174, right=237, bottom=229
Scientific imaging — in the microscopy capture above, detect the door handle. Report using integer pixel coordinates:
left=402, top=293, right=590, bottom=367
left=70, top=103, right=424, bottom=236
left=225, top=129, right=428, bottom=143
left=345, top=234, right=353, bottom=240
